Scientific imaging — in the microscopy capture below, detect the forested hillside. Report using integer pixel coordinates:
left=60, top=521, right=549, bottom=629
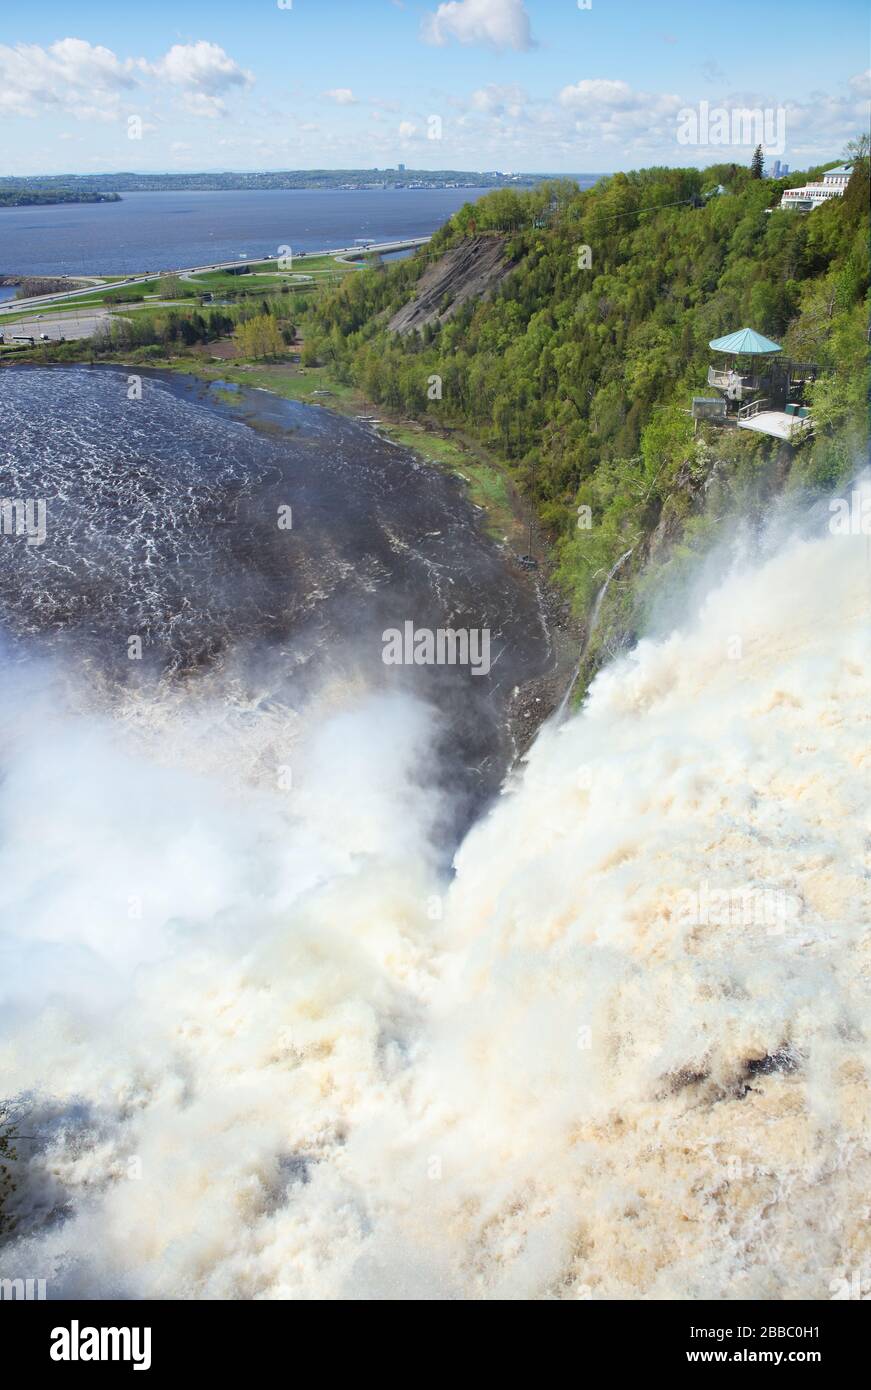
left=0, top=188, right=120, bottom=206
left=304, top=151, right=869, bottom=667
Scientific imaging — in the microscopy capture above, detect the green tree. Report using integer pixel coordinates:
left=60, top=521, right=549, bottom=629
left=159, top=274, right=188, bottom=300
left=236, top=314, right=286, bottom=359
left=295, top=152, right=867, bottom=649
left=841, top=135, right=871, bottom=225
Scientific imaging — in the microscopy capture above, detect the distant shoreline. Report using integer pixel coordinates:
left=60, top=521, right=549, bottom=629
left=0, top=191, right=122, bottom=209
left=0, top=168, right=556, bottom=196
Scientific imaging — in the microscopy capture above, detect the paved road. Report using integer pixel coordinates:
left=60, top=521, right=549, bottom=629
left=0, top=299, right=194, bottom=342
left=0, top=307, right=114, bottom=342
left=0, top=237, right=431, bottom=316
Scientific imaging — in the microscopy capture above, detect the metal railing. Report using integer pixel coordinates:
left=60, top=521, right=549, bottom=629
left=787, top=415, right=814, bottom=441
left=738, top=397, right=769, bottom=420
left=707, top=365, right=767, bottom=397
left=737, top=398, right=815, bottom=441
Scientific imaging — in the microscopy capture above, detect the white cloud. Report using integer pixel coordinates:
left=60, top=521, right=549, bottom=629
left=44, top=37, right=138, bottom=90
left=470, top=84, right=527, bottom=118
left=561, top=79, right=647, bottom=111
left=422, top=0, right=534, bottom=52
left=848, top=68, right=871, bottom=99
left=177, top=93, right=220, bottom=119
left=398, top=121, right=419, bottom=140
left=556, top=78, right=685, bottom=152
left=0, top=37, right=137, bottom=119
left=149, top=41, right=253, bottom=117
left=322, top=88, right=357, bottom=105
left=0, top=36, right=253, bottom=123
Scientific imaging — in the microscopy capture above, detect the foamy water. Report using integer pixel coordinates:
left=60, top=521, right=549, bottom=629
left=0, top=483, right=869, bottom=1300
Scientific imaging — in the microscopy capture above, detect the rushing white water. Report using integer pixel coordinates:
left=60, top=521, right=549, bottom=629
left=0, top=484, right=869, bottom=1301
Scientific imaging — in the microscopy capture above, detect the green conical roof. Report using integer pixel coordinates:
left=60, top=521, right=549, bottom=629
left=709, top=328, right=782, bottom=354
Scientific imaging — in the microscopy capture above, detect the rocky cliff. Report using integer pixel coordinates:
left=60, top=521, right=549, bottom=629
left=388, top=235, right=513, bottom=336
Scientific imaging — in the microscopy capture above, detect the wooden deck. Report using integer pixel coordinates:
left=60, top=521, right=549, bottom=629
left=736, top=411, right=812, bottom=442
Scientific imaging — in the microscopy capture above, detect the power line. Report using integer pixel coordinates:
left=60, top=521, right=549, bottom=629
left=596, top=195, right=699, bottom=222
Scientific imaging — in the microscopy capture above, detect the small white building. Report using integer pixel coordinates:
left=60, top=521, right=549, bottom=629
left=780, top=164, right=852, bottom=210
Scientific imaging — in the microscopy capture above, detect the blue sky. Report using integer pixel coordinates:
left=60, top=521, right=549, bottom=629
left=1, top=0, right=868, bottom=175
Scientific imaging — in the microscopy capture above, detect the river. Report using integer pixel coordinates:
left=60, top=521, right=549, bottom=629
left=0, top=187, right=514, bottom=277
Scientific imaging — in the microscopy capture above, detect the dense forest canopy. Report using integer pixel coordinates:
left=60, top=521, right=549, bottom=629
left=302, top=153, right=869, bottom=648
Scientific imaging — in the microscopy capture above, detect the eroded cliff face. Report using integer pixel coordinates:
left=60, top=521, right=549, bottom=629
left=388, top=234, right=514, bottom=336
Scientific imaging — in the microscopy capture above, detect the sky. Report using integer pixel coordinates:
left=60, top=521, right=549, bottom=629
left=1, top=0, right=868, bottom=176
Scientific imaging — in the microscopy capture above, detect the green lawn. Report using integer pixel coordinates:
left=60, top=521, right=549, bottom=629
left=190, top=270, right=290, bottom=291
left=243, top=253, right=361, bottom=275
left=373, top=421, right=518, bottom=541
left=0, top=294, right=200, bottom=324
left=101, top=282, right=198, bottom=304
left=0, top=281, right=192, bottom=317
left=1, top=251, right=363, bottom=319
left=206, top=363, right=360, bottom=408
left=189, top=262, right=353, bottom=294
left=0, top=298, right=108, bottom=320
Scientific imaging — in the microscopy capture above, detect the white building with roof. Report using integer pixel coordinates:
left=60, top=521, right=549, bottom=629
left=780, top=164, right=852, bottom=210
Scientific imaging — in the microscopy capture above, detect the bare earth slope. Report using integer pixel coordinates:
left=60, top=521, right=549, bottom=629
left=388, top=234, right=513, bottom=336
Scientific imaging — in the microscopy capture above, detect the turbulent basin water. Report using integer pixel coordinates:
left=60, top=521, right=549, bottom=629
left=0, top=366, right=868, bottom=1299
left=0, top=364, right=553, bottom=842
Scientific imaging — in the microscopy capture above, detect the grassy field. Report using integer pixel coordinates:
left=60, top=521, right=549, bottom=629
left=0, top=284, right=189, bottom=318
left=190, top=270, right=297, bottom=293
left=100, top=281, right=198, bottom=304
left=244, top=253, right=371, bottom=274
left=1, top=303, right=98, bottom=322
left=178, top=360, right=361, bottom=409
left=0, top=295, right=198, bottom=324
left=0, top=271, right=350, bottom=317
left=0, top=249, right=367, bottom=320
left=374, top=420, right=521, bottom=543
left=190, top=258, right=356, bottom=294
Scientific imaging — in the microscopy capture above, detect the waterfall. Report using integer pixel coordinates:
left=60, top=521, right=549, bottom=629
left=554, top=547, right=634, bottom=720
left=1, top=482, right=868, bottom=1300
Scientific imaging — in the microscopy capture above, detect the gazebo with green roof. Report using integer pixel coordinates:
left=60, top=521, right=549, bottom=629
left=709, top=328, right=782, bottom=356
left=693, top=325, right=819, bottom=438
left=706, top=327, right=782, bottom=401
